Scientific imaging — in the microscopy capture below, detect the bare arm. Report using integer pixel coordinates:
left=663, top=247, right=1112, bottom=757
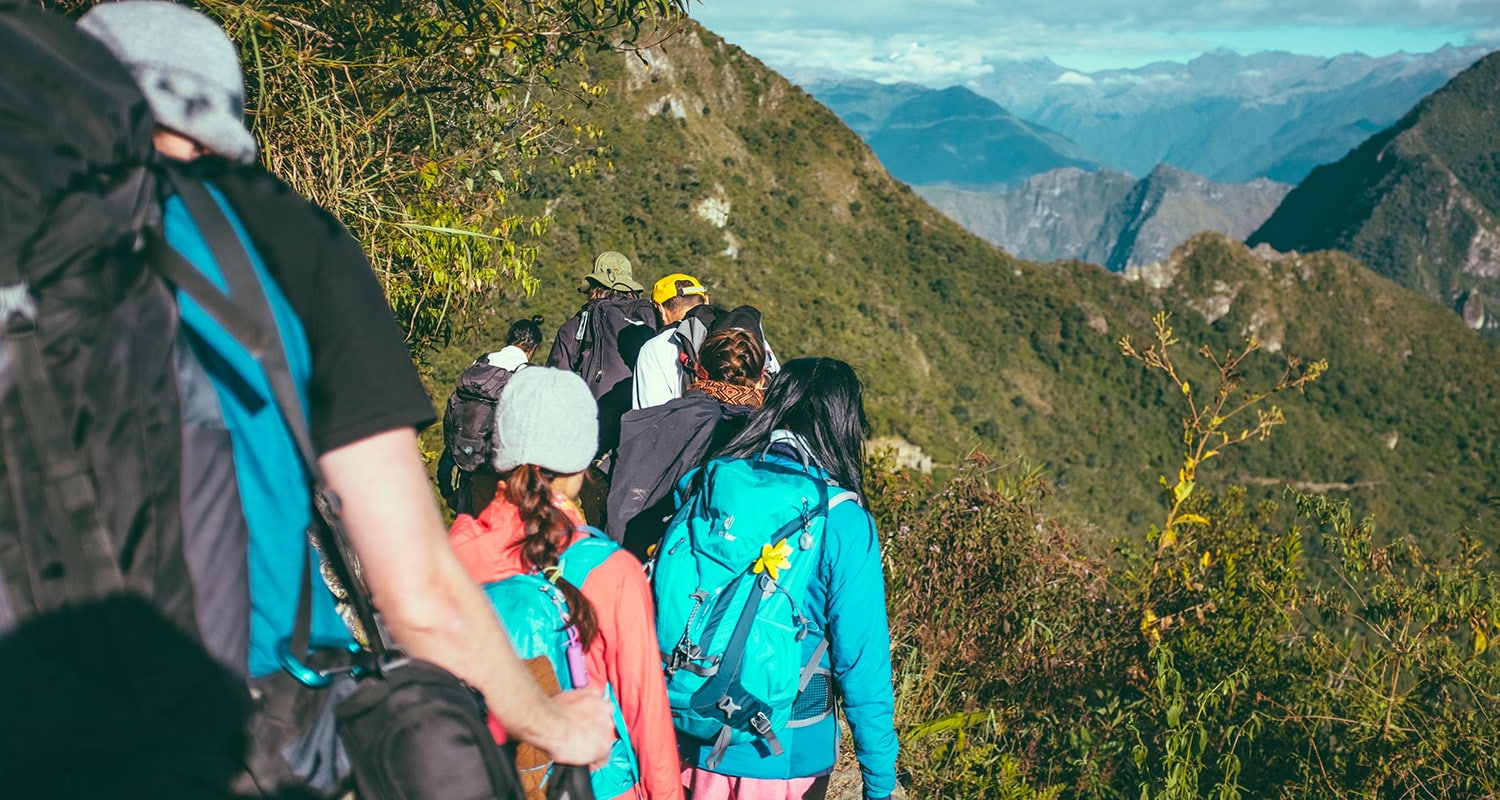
left=319, top=427, right=614, bottom=764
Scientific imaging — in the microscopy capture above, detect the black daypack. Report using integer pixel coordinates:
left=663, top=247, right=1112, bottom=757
left=571, top=295, right=656, bottom=400
left=443, top=359, right=526, bottom=473
left=0, top=10, right=526, bottom=799
left=0, top=5, right=253, bottom=793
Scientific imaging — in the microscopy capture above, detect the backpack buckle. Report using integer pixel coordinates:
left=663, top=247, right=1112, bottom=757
left=666, top=642, right=700, bottom=676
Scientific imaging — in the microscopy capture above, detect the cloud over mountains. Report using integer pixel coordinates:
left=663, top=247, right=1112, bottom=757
left=695, top=0, right=1499, bottom=81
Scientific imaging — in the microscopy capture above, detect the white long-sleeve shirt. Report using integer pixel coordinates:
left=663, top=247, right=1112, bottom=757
left=631, top=327, right=683, bottom=410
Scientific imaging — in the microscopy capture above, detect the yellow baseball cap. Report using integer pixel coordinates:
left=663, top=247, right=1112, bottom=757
left=652, top=273, right=708, bottom=305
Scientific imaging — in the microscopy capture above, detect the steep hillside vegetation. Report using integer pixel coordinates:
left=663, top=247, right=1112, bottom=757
left=919, top=164, right=1289, bottom=269
left=439, top=22, right=1500, bottom=549
left=1250, top=51, right=1500, bottom=337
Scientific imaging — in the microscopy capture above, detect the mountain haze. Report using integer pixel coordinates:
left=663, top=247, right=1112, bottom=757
left=981, top=46, right=1490, bottom=183
left=806, top=47, right=1488, bottom=185
left=811, top=82, right=1101, bottom=188
left=1249, top=51, right=1500, bottom=336
left=918, top=164, right=1289, bottom=270
left=443, top=22, right=1500, bottom=548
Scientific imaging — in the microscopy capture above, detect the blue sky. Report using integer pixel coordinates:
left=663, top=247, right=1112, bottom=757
left=690, top=1, right=1500, bottom=81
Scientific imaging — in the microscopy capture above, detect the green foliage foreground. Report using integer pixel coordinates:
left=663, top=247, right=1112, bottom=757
left=52, top=0, right=687, bottom=349
left=874, top=322, right=1500, bottom=799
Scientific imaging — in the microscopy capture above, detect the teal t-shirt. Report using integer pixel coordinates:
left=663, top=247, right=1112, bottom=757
left=165, top=185, right=354, bottom=678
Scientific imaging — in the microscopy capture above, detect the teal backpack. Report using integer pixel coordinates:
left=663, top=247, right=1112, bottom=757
left=482, top=526, right=639, bottom=797
left=652, top=454, right=858, bottom=767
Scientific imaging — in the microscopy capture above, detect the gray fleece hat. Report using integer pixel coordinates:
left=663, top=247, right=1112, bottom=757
left=79, top=1, right=258, bottom=164
left=492, top=367, right=599, bottom=475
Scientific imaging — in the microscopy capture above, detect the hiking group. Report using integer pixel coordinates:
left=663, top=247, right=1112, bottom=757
left=0, top=3, right=897, bottom=800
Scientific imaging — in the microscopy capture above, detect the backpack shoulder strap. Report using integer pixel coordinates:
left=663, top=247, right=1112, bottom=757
left=828, top=490, right=860, bottom=511
left=789, top=488, right=858, bottom=697
left=670, top=325, right=702, bottom=391
left=569, top=305, right=591, bottom=372
left=558, top=526, right=619, bottom=586
left=155, top=172, right=388, bottom=663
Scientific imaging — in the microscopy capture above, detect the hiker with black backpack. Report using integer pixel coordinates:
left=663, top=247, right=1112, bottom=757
left=0, top=3, right=614, bottom=796
left=653, top=358, right=899, bottom=800
left=607, top=327, right=767, bottom=558
left=448, top=367, right=684, bottom=800
left=483, top=314, right=546, bottom=369
left=546, top=251, right=657, bottom=403
left=439, top=315, right=545, bottom=515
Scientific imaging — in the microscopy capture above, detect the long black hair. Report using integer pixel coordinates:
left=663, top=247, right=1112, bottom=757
left=717, top=357, right=870, bottom=496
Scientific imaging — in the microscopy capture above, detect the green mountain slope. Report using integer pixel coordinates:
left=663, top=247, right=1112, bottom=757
left=439, top=22, right=1500, bottom=548
left=1249, top=51, right=1500, bottom=337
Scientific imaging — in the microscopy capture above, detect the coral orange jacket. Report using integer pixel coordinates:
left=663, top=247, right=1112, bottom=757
left=449, top=490, right=684, bottom=800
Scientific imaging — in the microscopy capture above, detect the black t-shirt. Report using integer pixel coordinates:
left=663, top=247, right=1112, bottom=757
left=188, top=160, right=435, bottom=453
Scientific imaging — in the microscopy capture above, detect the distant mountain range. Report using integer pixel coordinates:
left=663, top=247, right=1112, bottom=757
left=918, top=164, right=1290, bottom=270
left=1249, top=51, right=1500, bottom=336
left=813, top=84, right=1100, bottom=188
left=806, top=46, right=1489, bottom=185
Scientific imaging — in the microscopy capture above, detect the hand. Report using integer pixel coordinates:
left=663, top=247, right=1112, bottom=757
left=533, top=687, right=616, bottom=766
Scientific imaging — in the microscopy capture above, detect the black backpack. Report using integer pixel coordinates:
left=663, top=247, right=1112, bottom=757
left=0, top=11, right=532, bottom=799
left=442, top=359, right=526, bottom=473
left=0, top=5, right=258, bottom=794
left=0, top=8, right=378, bottom=796
left=571, top=295, right=657, bottom=400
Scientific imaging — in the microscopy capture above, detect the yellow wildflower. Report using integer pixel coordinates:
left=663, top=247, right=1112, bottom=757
left=752, top=539, right=794, bottom=581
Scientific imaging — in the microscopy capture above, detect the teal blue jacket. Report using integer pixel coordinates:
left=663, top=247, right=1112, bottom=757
left=677, top=446, right=899, bottom=799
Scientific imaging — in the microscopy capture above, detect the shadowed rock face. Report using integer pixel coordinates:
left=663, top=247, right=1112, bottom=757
left=1249, top=51, right=1500, bottom=338
left=918, top=164, right=1290, bottom=271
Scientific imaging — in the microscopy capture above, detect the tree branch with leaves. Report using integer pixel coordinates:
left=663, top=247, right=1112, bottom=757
left=1119, top=311, right=1326, bottom=641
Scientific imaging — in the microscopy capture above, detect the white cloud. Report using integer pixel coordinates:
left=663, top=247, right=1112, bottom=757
left=1054, top=71, right=1096, bottom=85
left=692, top=0, right=1500, bottom=77
left=719, top=30, right=999, bottom=85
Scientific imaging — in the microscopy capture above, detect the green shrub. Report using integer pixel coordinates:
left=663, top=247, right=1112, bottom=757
left=872, top=320, right=1500, bottom=798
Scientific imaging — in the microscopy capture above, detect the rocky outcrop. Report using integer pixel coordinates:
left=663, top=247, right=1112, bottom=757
left=919, top=164, right=1289, bottom=270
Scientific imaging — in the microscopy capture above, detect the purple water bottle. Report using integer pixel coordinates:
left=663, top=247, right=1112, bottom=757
left=565, top=624, right=589, bottom=689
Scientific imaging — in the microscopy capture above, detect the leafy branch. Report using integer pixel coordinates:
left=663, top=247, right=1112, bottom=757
left=1119, top=311, right=1326, bottom=641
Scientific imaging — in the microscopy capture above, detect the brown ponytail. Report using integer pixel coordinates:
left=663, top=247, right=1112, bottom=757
left=504, top=464, right=600, bottom=649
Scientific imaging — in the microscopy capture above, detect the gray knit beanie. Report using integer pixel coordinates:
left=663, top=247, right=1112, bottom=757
left=79, top=1, right=258, bottom=164
left=492, top=367, right=599, bottom=475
